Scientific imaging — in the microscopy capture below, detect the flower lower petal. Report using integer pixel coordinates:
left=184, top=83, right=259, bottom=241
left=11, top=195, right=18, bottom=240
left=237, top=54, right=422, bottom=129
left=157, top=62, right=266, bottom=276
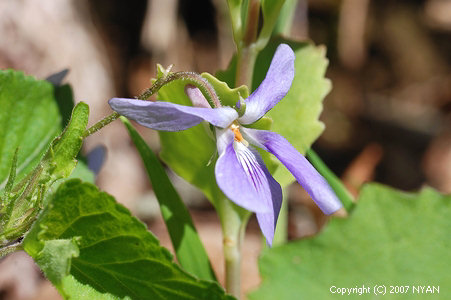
left=256, top=188, right=282, bottom=247
left=242, top=128, right=342, bottom=214
left=109, top=98, right=237, bottom=131
left=215, top=129, right=282, bottom=215
left=238, top=44, right=295, bottom=125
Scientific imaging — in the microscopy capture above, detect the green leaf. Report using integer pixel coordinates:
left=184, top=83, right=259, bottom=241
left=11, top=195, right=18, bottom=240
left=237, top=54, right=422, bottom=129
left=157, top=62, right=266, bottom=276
left=61, top=275, right=128, bottom=300
left=122, top=117, right=216, bottom=282
left=249, top=184, right=451, bottom=299
left=24, top=179, right=233, bottom=300
left=31, top=236, right=128, bottom=299
left=0, top=70, right=61, bottom=189
left=35, top=238, right=80, bottom=284
left=253, top=39, right=331, bottom=187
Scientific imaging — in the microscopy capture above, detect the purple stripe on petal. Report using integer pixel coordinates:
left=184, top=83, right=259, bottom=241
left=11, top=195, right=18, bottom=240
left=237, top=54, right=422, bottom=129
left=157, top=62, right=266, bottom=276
left=109, top=98, right=237, bottom=131
left=243, top=128, right=342, bottom=215
left=215, top=129, right=282, bottom=215
left=238, top=44, right=295, bottom=125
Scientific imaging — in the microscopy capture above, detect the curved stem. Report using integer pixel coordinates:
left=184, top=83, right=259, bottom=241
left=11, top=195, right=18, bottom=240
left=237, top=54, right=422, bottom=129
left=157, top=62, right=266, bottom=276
left=138, top=72, right=221, bottom=108
left=84, top=71, right=222, bottom=138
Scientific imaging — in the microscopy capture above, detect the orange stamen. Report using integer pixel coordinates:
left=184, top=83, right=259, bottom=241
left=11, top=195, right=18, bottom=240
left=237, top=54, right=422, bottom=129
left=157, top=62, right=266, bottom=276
left=231, top=124, right=244, bottom=142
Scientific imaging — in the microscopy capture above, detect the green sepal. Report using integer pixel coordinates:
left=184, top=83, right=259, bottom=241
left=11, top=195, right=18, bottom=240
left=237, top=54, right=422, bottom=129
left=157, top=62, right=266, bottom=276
left=201, top=72, right=249, bottom=107
left=41, top=102, right=89, bottom=182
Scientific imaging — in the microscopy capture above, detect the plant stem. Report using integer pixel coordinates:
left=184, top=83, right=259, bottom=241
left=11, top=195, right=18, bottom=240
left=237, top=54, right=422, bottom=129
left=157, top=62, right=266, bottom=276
left=138, top=72, right=221, bottom=108
left=243, top=0, right=260, bottom=46
left=234, top=0, right=260, bottom=88
left=82, top=112, right=120, bottom=138
left=235, top=45, right=258, bottom=88
left=218, top=197, right=250, bottom=299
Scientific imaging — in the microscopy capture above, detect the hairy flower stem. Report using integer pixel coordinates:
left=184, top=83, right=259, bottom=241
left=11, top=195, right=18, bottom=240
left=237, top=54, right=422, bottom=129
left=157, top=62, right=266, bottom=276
left=138, top=71, right=221, bottom=108
left=218, top=197, right=250, bottom=299
left=82, top=112, right=120, bottom=138
left=83, top=71, right=221, bottom=138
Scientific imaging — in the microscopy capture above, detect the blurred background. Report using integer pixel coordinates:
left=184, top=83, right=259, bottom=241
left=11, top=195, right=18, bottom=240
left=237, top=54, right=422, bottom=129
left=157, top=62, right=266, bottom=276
left=0, top=0, right=450, bottom=299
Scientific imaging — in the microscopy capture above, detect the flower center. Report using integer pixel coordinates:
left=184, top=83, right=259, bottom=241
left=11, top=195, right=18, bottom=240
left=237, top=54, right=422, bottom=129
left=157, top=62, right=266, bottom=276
left=230, top=123, right=249, bottom=146
left=230, top=124, right=243, bottom=142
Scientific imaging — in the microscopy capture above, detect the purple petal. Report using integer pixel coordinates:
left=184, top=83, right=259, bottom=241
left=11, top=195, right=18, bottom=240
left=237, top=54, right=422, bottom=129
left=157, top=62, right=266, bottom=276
left=109, top=98, right=237, bottom=131
left=242, top=128, right=342, bottom=214
left=238, top=44, right=295, bottom=125
left=215, top=129, right=282, bottom=218
left=184, top=85, right=211, bottom=108
left=255, top=179, right=282, bottom=246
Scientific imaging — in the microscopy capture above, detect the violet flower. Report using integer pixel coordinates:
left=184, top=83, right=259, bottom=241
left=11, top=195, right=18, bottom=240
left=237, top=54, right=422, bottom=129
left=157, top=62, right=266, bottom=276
left=109, top=44, right=342, bottom=245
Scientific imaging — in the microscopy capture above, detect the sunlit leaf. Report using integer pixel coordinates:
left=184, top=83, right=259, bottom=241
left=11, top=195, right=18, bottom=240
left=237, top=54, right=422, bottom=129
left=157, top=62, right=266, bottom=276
left=24, top=179, right=234, bottom=300
left=0, top=70, right=61, bottom=189
left=249, top=184, right=451, bottom=299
